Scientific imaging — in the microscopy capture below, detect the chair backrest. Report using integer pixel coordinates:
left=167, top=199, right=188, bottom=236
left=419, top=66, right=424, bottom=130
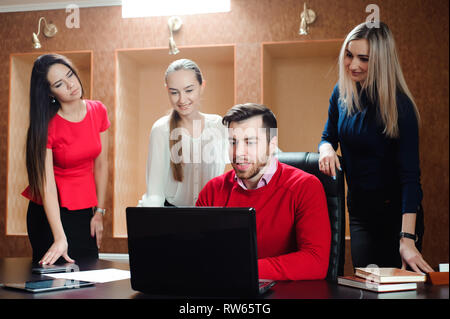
left=276, top=151, right=345, bottom=281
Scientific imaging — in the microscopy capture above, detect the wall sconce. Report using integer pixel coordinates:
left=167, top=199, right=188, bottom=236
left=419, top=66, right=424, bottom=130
left=299, top=3, right=316, bottom=35
left=32, top=17, right=58, bottom=49
left=168, top=16, right=182, bottom=55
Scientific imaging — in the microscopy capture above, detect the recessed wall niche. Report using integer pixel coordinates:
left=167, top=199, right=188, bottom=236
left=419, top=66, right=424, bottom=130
left=114, top=45, right=235, bottom=237
left=262, top=40, right=351, bottom=240
left=262, top=40, right=342, bottom=152
left=6, top=51, right=93, bottom=235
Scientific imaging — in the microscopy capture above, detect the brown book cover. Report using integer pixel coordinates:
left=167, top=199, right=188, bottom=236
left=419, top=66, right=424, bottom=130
left=355, top=267, right=426, bottom=283
left=338, top=275, right=417, bottom=293
left=427, top=272, right=449, bottom=285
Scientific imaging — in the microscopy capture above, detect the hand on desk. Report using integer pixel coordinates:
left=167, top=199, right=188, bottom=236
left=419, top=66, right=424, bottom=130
left=39, top=238, right=75, bottom=266
left=400, top=238, right=434, bottom=274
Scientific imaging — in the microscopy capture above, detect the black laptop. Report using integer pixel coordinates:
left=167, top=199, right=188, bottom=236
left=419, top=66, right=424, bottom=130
left=125, top=207, right=276, bottom=297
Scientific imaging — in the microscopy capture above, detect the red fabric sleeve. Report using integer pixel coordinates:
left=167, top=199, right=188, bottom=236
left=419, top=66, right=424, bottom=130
left=95, top=101, right=111, bottom=132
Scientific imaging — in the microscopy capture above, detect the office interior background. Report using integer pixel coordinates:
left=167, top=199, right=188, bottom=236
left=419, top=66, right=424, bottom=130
left=0, top=0, right=448, bottom=275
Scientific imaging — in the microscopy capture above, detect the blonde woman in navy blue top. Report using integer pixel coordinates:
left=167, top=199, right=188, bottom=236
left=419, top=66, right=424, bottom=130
left=319, top=22, right=433, bottom=273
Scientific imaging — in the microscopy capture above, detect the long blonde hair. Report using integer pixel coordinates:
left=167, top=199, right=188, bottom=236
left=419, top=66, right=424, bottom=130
left=338, top=22, right=420, bottom=138
left=165, top=59, right=204, bottom=182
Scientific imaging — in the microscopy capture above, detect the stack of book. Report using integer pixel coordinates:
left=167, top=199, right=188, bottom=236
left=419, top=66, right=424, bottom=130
left=338, top=267, right=426, bottom=293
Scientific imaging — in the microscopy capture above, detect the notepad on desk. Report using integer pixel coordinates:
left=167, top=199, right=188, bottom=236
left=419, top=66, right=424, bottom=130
left=338, top=267, right=427, bottom=293
left=354, top=267, right=426, bottom=283
left=337, top=275, right=417, bottom=293
left=46, top=268, right=130, bottom=283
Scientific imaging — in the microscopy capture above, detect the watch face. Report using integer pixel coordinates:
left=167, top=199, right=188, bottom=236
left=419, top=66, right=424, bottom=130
left=95, top=208, right=105, bottom=215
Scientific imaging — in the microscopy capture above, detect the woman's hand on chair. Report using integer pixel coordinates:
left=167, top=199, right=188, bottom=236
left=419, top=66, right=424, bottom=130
left=319, top=143, right=341, bottom=179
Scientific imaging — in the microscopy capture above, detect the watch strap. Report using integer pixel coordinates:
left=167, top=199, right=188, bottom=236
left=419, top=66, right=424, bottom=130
left=399, top=231, right=417, bottom=242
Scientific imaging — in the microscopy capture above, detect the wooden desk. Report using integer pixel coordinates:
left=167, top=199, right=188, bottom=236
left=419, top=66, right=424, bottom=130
left=0, top=257, right=448, bottom=299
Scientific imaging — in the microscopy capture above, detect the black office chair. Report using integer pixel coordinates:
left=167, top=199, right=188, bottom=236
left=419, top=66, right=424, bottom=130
left=276, top=151, right=345, bottom=282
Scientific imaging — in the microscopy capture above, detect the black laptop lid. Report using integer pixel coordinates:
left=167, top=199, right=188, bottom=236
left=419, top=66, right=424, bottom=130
left=126, top=207, right=259, bottom=297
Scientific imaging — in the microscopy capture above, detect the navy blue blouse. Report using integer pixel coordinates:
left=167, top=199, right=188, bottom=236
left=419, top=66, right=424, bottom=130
left=320, top=84, right=422, bottom=214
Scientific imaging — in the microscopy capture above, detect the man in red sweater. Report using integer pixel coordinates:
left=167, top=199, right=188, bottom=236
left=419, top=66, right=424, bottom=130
left=196, top=103, right=331, bottom=281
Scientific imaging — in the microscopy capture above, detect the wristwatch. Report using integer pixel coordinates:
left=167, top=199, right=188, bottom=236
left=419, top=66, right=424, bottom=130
left=95, top=207, right=106, bottom=216
left=399, top=231, right=418, bottom=242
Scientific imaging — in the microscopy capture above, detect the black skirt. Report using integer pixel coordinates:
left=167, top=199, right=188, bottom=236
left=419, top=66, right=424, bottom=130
left=26, top=201, right=99, bottom=263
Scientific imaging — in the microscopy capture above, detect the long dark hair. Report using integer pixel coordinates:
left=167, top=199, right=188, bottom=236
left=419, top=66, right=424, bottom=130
left=164, top=59, right=203, bottom=182
left=26, top=54, right=84, bottom=199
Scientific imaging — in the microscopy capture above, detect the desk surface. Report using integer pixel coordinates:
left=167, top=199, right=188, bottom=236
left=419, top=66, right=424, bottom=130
left=0, top=257, right=448, bottom=299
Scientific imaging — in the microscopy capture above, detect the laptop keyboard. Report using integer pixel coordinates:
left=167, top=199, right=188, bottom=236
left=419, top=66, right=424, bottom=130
left=259, top=280, right=275, bottom=288
left=258, top=279, right=276, bottom=294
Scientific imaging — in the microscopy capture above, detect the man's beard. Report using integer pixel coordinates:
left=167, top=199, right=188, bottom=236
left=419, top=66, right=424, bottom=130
left=232, top=158, right=269, bottom=180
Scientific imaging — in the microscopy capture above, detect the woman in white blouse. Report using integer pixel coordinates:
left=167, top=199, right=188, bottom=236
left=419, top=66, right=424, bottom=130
left=138, top=59, right=228, bottom=207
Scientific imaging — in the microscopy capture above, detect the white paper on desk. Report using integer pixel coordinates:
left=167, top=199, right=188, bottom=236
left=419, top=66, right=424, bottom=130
left=439, top=263, right=449, bottom=272
left=46, top=268, right=130, bottom=283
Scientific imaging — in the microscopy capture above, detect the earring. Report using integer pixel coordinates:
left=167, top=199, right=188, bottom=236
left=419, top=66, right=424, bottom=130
left=50, top=96, right=56, bottom=103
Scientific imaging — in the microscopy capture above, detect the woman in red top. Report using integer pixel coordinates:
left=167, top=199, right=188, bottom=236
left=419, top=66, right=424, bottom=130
left=23, top=54, right=110, bottom=265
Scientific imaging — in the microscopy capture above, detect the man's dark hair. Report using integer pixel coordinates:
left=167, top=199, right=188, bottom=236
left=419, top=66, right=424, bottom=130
left=222, top=103, right=277, bottom=144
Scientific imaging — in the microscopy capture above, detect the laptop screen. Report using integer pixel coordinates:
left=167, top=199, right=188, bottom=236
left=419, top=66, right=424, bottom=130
left=126, top=207, right=259, bottom=297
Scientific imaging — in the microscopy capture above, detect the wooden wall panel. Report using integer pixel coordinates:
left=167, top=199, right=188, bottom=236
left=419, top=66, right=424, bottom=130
left=0, top=0, right=447, bottom=271
left=6, top=52, right=92, bottom=236
left=113, top=46, right=234, bottom=237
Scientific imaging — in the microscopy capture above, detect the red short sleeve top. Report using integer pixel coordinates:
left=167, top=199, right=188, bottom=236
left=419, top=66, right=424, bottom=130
left=22, top=100, right=110, bottom=210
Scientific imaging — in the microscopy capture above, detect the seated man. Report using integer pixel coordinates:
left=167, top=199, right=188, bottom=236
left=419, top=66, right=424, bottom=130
left=196, top=103, right=331, bottom=281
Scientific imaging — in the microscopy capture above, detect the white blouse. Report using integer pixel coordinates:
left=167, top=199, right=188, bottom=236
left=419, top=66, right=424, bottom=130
left=137, top=113, right=229, bottom=207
